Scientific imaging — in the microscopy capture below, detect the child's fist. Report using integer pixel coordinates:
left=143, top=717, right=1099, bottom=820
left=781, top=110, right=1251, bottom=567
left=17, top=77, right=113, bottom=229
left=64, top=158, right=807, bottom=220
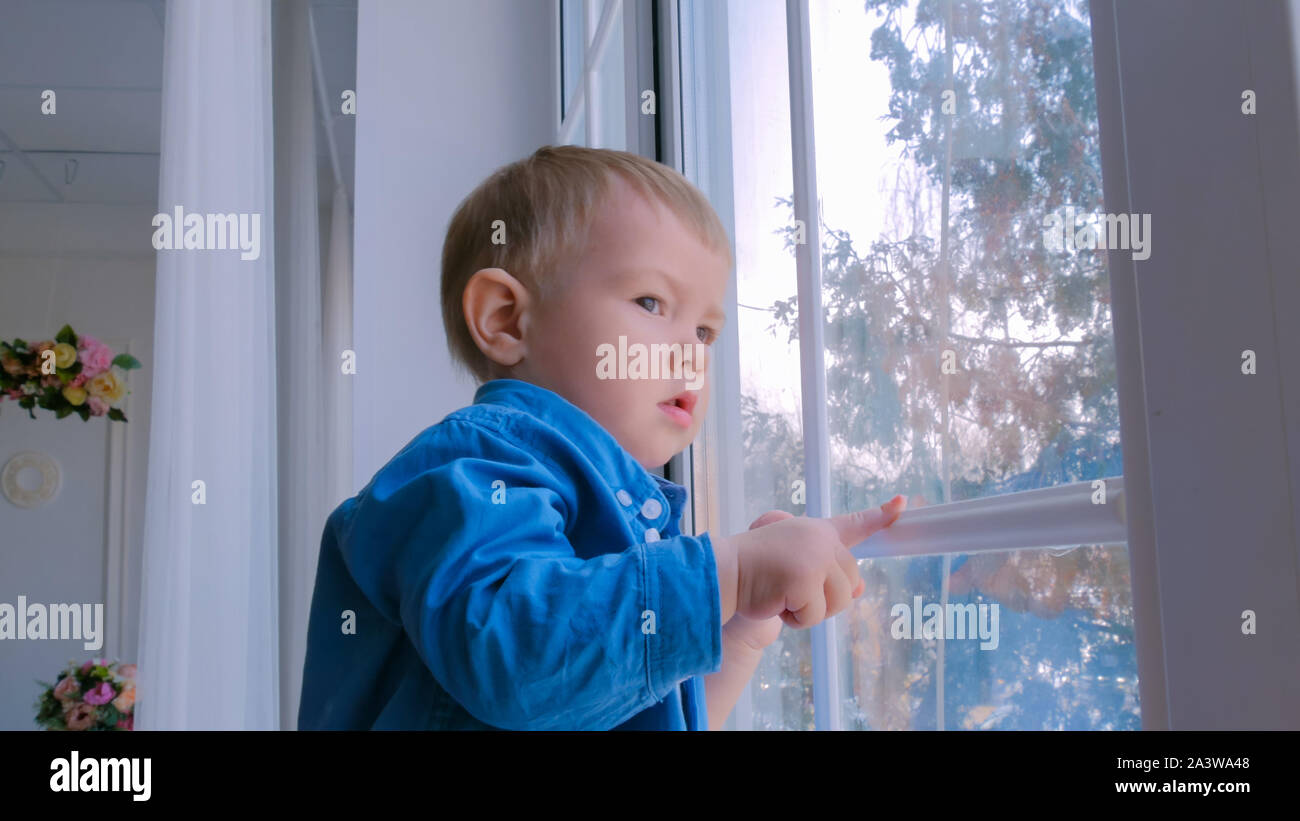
left=733, top=496, right=906, bottom=629
left=720, top=510, right=796, bottom=652
left=748, top=510, right=795, bottom=530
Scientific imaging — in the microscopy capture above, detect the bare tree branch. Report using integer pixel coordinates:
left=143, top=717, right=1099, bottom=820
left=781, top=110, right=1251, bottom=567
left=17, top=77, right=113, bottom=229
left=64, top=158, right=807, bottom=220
left=950, top=332, right=1091, bottom=348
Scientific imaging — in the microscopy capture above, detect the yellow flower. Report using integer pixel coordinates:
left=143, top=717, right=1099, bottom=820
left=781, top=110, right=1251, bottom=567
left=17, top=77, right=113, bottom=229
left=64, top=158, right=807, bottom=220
left=53, top=343, right=77, bottom=369
left=87, top=370, right=126, bottom=403
left=62, top=385, right=88, bottom=406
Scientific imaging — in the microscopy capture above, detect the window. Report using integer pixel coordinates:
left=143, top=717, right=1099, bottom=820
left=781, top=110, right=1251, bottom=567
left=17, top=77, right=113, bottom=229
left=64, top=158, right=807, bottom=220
left=681, top=0, right=1139, bottom=730
left=553, top=0, right=1164, bottom=732
left=558, top=0, right=630, bottom=151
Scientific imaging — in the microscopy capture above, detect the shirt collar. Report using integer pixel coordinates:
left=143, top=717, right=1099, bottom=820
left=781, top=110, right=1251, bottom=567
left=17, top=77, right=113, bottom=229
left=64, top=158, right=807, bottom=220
left=471, top=379, right=687, bottom=532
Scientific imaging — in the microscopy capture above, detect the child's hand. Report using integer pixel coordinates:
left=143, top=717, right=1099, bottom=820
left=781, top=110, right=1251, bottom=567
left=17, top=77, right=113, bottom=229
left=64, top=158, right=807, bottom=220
left=721, top=510, right=795, bottom=652
left=732, top=496, right=906, bottom=630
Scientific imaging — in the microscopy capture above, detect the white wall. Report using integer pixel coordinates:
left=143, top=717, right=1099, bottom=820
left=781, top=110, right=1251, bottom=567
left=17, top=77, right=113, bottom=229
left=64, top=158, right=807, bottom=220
left=351, top=0, right=557, bottom=489
left=0, top=202, right=155, bottom=727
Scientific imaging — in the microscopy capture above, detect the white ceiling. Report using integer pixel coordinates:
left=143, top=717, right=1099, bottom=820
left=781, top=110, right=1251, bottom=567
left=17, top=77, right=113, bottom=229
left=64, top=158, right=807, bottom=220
left=0, top=0, right=356, bottom=208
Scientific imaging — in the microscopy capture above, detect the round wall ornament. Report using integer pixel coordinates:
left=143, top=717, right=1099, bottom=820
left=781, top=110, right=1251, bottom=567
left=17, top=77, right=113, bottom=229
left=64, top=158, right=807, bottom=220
left=1, top=451, right=62, bottom=509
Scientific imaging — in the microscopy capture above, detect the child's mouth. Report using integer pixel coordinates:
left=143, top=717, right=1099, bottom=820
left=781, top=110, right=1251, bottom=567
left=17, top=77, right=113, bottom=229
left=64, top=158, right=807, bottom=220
left=658, top=392, right=696, bottom=429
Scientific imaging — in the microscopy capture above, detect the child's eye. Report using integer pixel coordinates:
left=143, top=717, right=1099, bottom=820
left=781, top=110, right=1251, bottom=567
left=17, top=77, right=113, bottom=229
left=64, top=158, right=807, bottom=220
left=635, top=296, right=661, bottom=313
left=697, top=327, right=717, bottom=344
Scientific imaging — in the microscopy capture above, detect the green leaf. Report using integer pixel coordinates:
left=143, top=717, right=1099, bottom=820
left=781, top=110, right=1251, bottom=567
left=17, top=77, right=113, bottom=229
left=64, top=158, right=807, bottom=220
left=55, top=325, right=76, bottom=345
left=101, top=704, right=121, bottom=727
left=76, top=405, right=90, bottom=421
left=13, top=338, right=28, bottom=350
left=55, top=406, right=73, bottom=419
left=107, top=408, right=128, bottom=422
left=111, top=354, right=142, bottom=370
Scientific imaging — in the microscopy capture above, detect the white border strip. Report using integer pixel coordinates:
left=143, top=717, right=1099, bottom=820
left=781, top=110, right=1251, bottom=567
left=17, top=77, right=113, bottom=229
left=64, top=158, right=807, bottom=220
left=785, top=0, right=840, bottom=732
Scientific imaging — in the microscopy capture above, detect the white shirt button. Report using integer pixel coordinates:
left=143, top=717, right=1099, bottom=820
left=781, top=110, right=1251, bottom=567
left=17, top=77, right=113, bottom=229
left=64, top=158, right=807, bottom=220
left=644, top=528, right=661, bottom=543
left=616, top=489, right=633, bottom=506
left=640, top=498, right=663, bottom=520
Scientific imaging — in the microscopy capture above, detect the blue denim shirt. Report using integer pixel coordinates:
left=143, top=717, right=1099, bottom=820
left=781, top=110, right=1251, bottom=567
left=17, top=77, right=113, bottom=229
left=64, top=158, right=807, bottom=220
left=298, top=378, right=723, bottom=730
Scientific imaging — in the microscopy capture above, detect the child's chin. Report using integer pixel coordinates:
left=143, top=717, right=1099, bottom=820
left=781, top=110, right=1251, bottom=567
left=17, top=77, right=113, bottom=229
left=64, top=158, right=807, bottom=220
left=630, top=445, right=671, bottom=471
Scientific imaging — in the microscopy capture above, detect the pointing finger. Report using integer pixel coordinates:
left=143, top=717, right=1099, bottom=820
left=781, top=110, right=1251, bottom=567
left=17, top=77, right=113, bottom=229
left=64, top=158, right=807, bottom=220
left=828, top=495, right=907, bottom=549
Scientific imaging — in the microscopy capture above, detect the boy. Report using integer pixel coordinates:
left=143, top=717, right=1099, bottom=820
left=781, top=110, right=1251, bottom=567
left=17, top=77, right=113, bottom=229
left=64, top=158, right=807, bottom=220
left=298, top=145, right=905, bottom=730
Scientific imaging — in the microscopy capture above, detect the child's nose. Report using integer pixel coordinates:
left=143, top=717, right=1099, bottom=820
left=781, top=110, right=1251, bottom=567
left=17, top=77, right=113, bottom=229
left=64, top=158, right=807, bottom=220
left=674, top=337, right=708, bottom=379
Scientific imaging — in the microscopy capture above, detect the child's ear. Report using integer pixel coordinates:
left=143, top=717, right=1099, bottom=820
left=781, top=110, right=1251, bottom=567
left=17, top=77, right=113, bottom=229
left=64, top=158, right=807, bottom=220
left=463, top=267, right=531, bottom=368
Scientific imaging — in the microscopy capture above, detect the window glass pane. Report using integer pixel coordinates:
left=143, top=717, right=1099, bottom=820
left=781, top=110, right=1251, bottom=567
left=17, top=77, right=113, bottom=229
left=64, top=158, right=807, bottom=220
left=797, top=0, right=1137, bottom=729
left=596, top=0, right=627, bottom=150
left=805, top=0, right=1122, bottom=511
left=836, top=543, right=1140, bottom=729
left=561, top=109, right=586, bottom=147
left=726, top=0, right=812, bottom=730
left=561, top=0, right=627, bottom=150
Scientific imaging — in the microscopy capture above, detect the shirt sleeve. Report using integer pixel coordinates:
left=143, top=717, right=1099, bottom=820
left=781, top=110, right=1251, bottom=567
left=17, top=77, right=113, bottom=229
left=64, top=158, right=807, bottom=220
left=339, top=419, right=723, bottom=730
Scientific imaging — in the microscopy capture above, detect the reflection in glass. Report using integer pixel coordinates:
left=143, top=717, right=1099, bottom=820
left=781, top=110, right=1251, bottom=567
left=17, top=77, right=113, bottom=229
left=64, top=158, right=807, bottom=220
left=727, top=0, right=1136, bottom=728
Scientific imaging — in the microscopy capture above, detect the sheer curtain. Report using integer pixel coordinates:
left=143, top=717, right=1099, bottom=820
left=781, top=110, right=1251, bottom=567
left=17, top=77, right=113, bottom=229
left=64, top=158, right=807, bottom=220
left=136, top=0, right=280, bottom=729
left=137, top=0, right=350, bottom=731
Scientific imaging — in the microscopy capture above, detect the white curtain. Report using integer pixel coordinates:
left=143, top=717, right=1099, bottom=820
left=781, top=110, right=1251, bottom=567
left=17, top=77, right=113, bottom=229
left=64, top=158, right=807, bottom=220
left=137, top=0, right=280, bottom=729
left=273, top=0, right=327, bottom=730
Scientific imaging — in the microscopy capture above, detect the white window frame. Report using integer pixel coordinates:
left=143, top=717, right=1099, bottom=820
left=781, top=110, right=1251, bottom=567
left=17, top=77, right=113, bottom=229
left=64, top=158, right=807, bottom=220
left=1089, top=0, right=1300, bottom=730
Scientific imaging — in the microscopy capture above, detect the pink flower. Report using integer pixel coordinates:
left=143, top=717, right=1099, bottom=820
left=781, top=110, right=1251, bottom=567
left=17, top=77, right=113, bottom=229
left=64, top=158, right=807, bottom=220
left=77, top=335, right=114, bottom=379
left=115, top=715, right=133, bottom=731
left=71, top=373, right=88, bottom=388
left=64, top=702, right=97, bottom=731
left=80, top=659, right=95, bottom=673
left=83, top=681, right=115, bottom=705
left=41, top=374, right=62, bottom=388
left=87, top=396, right=109, bottom=417
left=117, top=663, right=136, bottom=680
left=53, top=675, right=80, bottom=702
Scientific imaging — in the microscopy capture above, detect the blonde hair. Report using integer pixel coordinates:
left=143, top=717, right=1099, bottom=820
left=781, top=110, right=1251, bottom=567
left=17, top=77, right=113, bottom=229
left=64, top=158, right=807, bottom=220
left=440, top=144, right=733, bottom=383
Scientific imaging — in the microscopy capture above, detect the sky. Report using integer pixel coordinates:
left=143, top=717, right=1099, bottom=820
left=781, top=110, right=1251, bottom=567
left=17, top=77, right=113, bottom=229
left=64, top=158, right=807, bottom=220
left=728, top=0, right=906, bottom=443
